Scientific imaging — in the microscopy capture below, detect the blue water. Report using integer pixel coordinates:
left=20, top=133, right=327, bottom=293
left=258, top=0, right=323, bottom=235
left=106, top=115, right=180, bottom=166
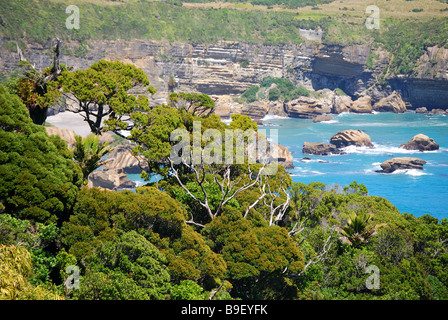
left=259, top=112, right=448, bottom=219
left=128, top=112, right=448, bottom=219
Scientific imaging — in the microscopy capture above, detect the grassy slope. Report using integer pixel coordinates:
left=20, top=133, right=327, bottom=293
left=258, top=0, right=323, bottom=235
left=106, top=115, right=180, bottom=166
left=0, top=0, right=447, bottom=75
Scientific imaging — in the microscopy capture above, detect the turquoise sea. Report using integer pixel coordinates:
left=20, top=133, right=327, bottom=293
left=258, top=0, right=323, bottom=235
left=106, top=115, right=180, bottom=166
left=259, top=112, right=448, bottom=219
left=128, top=111, right=448, bottom=219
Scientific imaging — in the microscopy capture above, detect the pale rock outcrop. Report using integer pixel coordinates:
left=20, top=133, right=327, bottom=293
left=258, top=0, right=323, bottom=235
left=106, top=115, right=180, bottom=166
left=377, top=157, right=427, bottom=173
left=284, top=96, right=332, bottom=119
left=400, top=134, right=439, bottom=152
left=332, top=95, right=352, bottom=114
left=273, top=142, right=294, bottom=169
left=329, top=129, right=373, bottom=148
left=415, top=107, right=428, bottom=113
left=373, top=91, right=407, bottom=113
left=349, top=96, right=372, bottom=113
left=102, top=145, right=147, bottom=174
left=255, top=133, right=294, bottom=169
left=432, top=109, right=446, bottom=115
left=88, top=169, right=136, bottom=190
left=302, top=142, right=340, bottom=156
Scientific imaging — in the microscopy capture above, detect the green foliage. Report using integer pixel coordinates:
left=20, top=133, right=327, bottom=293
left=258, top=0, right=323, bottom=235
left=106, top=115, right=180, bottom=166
left=375, top=18, right=448, bottom=76
left=0, top=214, right=60, bottom=287
left=58, top=59, right=154, bottom=135
left=0, top=0, right=317, bottom=45
left=169, top=92, right=215, bottom=116
left=6, top=59, right=64, bottom=125
left=170, top=280, right=207, bottom=300
left=73, top=134, right=111, bottom=183
left=229, top=114, right=258, bottom=132
left=241, top=77, right=311, bottom=103
left=72, top=230, right=172, bottom=300
left=241, top=85, right=260, bottom=103
left=203, top=208, right=303, bottom=299
left=0, top=85, right=82, bottom=224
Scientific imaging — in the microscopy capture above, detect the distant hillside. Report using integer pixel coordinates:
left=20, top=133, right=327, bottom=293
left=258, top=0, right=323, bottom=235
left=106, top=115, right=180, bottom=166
left=0, top=0, right=447, bottom=78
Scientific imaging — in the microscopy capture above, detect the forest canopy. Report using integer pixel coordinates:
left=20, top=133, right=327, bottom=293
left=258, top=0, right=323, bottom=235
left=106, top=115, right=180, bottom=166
left=1, top=51, right=448, bottom=301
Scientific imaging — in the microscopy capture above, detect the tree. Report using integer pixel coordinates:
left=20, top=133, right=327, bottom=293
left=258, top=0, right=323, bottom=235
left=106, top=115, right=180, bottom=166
left=0, top=84, right=83, bottom=224
left=168, top=92, right=215, bottom=117
left=202, top=208, right=304, bottom=299
left=168, top=74, right=176, bottom=94
left=70, top=230, right=172, bottom=300
left=73, top=134, right=111, bottom=183
left=9, top=39, right=63, bottom=125
left=58, top=59, right=155, bottom=135
left=340, top=212, right=385, bottom=248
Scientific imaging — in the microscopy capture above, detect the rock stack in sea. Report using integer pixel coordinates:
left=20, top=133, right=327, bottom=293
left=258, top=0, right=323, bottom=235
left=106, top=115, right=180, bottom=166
left=400, top=134, right=439, bottom=152
left=302, top=129, right=373, bottom=155
left=329, top=129, right=374, bottom=148
left=302, top=142, right=340, bottom=156
left=376, top=157, right=427, bottom=173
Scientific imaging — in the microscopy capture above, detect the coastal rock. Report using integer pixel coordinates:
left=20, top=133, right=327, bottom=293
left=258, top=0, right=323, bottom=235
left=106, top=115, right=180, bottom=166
left=400, top=134, right=439, bottom=152
left=255, top=133, right=294, bottom=169
left=329, top=129, right=373, bottom=148
left=88, top=170, right=136, bottom=190
left=284, top=96, right=332, bottom=119
left=102, top=144, right=147, bottom=174
left=240, top=101, right=270, bottom=120
left=415, top=107, right=428, bottom=114
left=377, top=157, right=427, bottom=173
left=274, top=143, right=294, bottom=169
left=302, top=142, right=340, bottom=156
left=332, top=94, right=352, bottom=114
left=349, top=96, right=372, bottom=113
left=313, top=115, right=333, bottom=123
left=373, top=91, right=407, bottom=113
left=432, top=108, right=446, bottom=115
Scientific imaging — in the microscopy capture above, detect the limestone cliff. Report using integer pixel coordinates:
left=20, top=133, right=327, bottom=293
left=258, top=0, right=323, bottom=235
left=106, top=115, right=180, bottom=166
left=1, top=37, right=447, bottom=113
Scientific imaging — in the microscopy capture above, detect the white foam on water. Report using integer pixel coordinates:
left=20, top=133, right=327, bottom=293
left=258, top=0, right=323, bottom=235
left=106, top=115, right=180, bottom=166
left=341, top=143, right=422, bottom=155
left=320, top=119, right=339, bottom=124
left=262, top=114, right=289, bottom=121
left=364, top=162, right=383, bottom=174
left=391, top=169, right=430, bottom=176
left=289, top=167, right=325, bottom=177
left=297, top=158, right=328, bottom=163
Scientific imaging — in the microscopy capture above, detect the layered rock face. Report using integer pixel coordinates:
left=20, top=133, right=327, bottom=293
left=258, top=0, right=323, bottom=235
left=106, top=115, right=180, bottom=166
left=284, top=96, right=332, bottom=119
left=400, top=134, right=439, bottom=152
left=329, top=129, right=374, bottom=148
left=2, top=38, right=447, bottom=111
left=377, top=157, right=427, bottom=173
left=350, top=96, right=372, bottom=113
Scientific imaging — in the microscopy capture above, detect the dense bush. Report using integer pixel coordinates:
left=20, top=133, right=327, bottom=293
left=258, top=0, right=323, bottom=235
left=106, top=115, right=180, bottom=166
left=0, top=85, right=82, bottom=224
